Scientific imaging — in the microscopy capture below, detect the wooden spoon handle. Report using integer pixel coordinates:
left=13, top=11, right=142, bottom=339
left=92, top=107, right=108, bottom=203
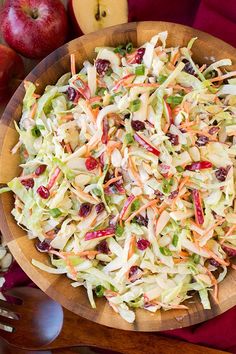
left=40, top=309, right=226, bottom=354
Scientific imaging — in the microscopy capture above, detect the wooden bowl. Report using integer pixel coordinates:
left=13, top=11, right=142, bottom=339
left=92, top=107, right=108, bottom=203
left=0, top=22, right=235, bottom=332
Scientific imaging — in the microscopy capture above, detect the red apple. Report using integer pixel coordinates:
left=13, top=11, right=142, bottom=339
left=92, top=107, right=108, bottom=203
left=85, top=227, right=115, bottom=241
left=0, top=44, right=25, bottom=103
left=134, top=133, right=160, bottom=157
left=0, top=0, right=68, bottom=59
left=120, top=194, right=136, bottom=220
left=192, top=189, right=204, bottom=225
left=69, top=0, right=128, bottom=35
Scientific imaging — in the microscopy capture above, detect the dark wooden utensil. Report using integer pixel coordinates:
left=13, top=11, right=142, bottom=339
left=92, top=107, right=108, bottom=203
left=0, top=288, right=228, bottom=354
left=0, top=287, right=63, bottom=347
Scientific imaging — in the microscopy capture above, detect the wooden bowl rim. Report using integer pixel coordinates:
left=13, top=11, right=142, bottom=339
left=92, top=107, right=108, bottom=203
left=0, top=21, right=236, bottom=332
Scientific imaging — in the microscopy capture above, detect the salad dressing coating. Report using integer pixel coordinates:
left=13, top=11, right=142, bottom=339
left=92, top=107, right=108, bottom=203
left=2, top=32, right=236, bottom=323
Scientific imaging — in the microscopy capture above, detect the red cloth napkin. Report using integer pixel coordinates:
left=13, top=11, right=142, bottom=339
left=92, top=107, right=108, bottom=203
left=1, top=1, right=236, bottom=352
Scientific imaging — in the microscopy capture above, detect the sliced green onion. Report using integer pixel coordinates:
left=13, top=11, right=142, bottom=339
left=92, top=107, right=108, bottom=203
left=49, top=208, right=62, bottom=218
left=95, top=285, right=105, bottom=297
left=135, top=65, right=145, bottom=76
left=192, top=254, right=200, bottom=264
left=114, top=45, right=126, bottom=56
left=115, top=225, right=124, bottom=237
left=130, top=98, right=141, bottom=112
left=172, top=234, right=179, bottom=247
left=31, top=126, right=41, bottom=137
left=131, top=199, right=140, bottom=212
left=166, top=95, right=183, bottom=107
left=93, top=188, right=102, bottom=197
left=126, top=42, right=133, bottom=54
left=124, top=133, right=134, bottom=145
left=96, top=87, right=106, bottom=96
left=157, top=75, right=167, bottom=84
left=176, top=166, right=184, bottom=172
left=160, top=247, right=172, bottom=256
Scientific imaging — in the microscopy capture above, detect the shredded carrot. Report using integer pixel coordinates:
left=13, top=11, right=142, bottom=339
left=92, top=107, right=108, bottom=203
left=205, top=249, right=229, bottom=266
left=32, top=93, right=41, bottom=98
left=125, top=199, right=159, bottom=223
left=210, top=70, right=236, bottom=83
left=61, top=114, right=74, bottom=121
left=124, top=83, right=160, bottom=88
left=91, top=106, right=100, bottom=119
left=70, top=53, right=76, bottom=76
left=179, top=176, right=190, bottom=191
left=89, top=96, right=102, bottom=103
left=199, top=64, right=207, bottom=72
left=103, top=176, right=122, bottom=189
left=45, top=230, right=56, bottom=239
left=201, top=218, right=225, bottom=239
left=128, top=157, right=143, bottom=188
left=104, top=290, right=118, bottom=297
left=30, top=103, right=37, bottom=119
left=163, top=123, right=170, bottom=134
left=107, top=141, right=122, bottom=154
left=179, top=250, right=189, bottom=258
left=64, top=143, right=73, bottom=154
left=205, top=268, right=218, bottom=303
left=157, top=202, right=168, bottom=215
left=220, top=224, right=236, bottom=244
left=128, top=235, right=136, bottom=260
left=171, top=50, right=180, bottom=66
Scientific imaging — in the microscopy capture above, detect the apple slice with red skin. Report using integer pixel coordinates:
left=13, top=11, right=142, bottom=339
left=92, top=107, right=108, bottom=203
left=0, top=44, right=25, bottom=103
left=222, top=243, right=236, bottom=257
left=0, top=0, right=68, bottom=59
left=192, top=189, right=204, bottom=225
left=134, top=133, right=160, bottom=157
left=85, top=226, right=115, bottom=241
left=120, top=194, right=136, bottom=220
left=69, top=0, right=128, bottom=35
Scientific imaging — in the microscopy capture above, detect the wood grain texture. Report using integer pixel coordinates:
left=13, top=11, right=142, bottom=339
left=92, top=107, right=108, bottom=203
left=0, top=22, right=236, bottom=332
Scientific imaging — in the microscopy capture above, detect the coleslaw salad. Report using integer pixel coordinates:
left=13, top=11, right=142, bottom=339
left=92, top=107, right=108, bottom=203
left=1, top=32, right=236, bottom=323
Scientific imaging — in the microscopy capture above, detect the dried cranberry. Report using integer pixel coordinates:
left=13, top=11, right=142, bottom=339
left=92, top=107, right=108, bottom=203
left=208, top=127, right=219, bottom=135
left=134, top=48, right=145, bottom=64
left=104, top=185, right=118, bottom=195
left=109, top=215, right=117, bottom=227
left=37, top=185, right=50, bottom=199
left=95, top=59, right=111, bottom=76
left=96, top=240, right=109, bottom=254
left=137, top=239, right=150, bottom=251
left=166, top=133, right=179, bottom=146
left=185, top=161, right=212, bottom=171
left=35, top=164, right=47, bottom=176
left=169, top=189, right=179, bottom=199
left=209, top=258, right=220, bottom=267
left=128, top=265, right=143, bottom=282
left=95, top=202, right=105, bottom=214
left=85, top=156, right=98, bottom=171
left=21, top=178, right=34, bottom=190
left=131, top=120, right=145, bottom=131
left=133, top=214, right=148, bottom=227
left=155, top=190, right=164, bottom=198
left=179, top=128, right=187, bottom=133
left=215, top=167, right=229, bottom=182
left=183, top=59, right=195, bottom=75
left=196, top=135, right=209, bottom=147
left=79, top=203, right=92, bottom=217
left=36, top=240, right=51, bottom=253
left=67, top=87, right=77, bottom=101
left=222, top=244, right=236, bottom=257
